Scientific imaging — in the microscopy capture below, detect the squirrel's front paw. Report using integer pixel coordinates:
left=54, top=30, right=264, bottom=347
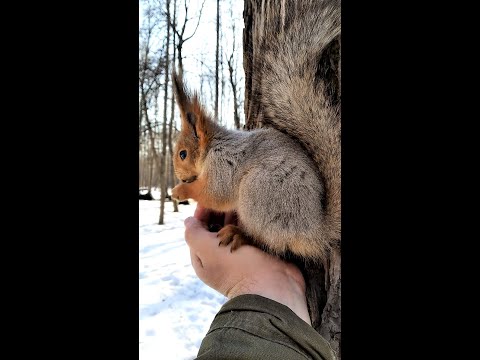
left=171, top=184, right=186, bottom=201
left=217, top=225, right=251, bottom=252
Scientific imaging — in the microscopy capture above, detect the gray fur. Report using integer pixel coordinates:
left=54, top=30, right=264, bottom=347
left=198, top=125, right=328, bottom=260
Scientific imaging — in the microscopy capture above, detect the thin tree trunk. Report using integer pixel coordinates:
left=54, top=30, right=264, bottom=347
left=169, top=0, right=179, bottom=212
left=139, top=96, right=143, bottom=140
left=227, top=3, right=240, bottom=130
left=214, top=0, right=220, bottom=122
left=177, top=40, right=184, bottom=77
left=159, top=0, right=171, bottom=225
left=142, top=97, right=154, bottom=162
left=142, top=94, right=161, bottom=189
left=148, top=145, right=154, bottom=192
left=139, top=152, right=143, bottom=189
left=227, top=54, right=240, bottom=129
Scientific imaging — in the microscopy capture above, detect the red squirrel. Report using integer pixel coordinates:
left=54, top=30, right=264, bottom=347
left=171, top=73, right=331, bottom=260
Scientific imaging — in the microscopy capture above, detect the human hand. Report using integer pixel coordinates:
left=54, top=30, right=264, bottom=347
left=183, top=205, right=312, bottom=325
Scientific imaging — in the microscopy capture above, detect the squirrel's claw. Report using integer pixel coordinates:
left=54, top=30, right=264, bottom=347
left=217, top=224, right=251, bottom=252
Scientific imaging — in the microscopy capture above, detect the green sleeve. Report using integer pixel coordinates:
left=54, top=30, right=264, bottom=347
left=196, top=294, right=336, bottom=360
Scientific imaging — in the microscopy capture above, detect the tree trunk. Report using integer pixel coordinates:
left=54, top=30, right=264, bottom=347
left=227, top=54, right=240, bottom=130
left=169, top=0, right=179, bottom=212
left=214, top=0, right=220, bottom=122
left=159, top=0, right=171, bottom=225
left=142, top=95, right=159, bottom=168
left=227, top=4, right=240, bottom=130
left=148, top=145, right=154, bottom=192
left=243, top=0, right=341, bottom=357
left=176, top=40, right=184, bottom=77
left=139, top=96, right=143, bottom=140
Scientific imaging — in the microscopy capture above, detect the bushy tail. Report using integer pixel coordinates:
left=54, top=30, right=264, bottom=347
left=245, top=0, right=341, bottom=329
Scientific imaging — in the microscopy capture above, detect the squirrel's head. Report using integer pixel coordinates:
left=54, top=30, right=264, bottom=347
left=172, top=70, right=216, bottom=183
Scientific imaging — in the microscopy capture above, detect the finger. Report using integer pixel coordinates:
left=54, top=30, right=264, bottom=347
left=184, top=216, right=217, bottom=252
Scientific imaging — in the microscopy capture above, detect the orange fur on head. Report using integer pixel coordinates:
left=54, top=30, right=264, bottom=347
left=171, top=70, right=216, bottom=184
left=190, top=96, right=216, bottom=152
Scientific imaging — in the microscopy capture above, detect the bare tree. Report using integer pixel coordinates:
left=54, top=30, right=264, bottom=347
left=226, top=4, right=241, bottom=129
left=139, top=3, right=165, bottom=197
left=169, top=0, right=179, bottom=212
left=214, top=0, right=220, bottom=122
left=163, top=0, right=205, bottom=215
left=168, top=0, right=206, bottom=77
left=227, top=54, right=240, bottom=129
left=158, top=0, right=171, bottom=225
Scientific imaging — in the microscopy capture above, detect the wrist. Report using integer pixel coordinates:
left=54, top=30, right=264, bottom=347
left=226, top=263, right=312, bottom=325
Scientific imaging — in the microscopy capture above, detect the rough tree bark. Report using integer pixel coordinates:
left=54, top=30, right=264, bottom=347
left=243, top=0, right=341, bottom=357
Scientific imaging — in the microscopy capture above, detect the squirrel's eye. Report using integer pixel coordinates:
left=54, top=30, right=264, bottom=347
left=179, top=150, right=187, bottom=160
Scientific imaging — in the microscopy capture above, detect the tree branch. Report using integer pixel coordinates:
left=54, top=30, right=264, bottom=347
left=183, top=0, right=206, bottom=42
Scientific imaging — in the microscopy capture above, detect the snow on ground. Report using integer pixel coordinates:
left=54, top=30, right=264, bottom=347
left=139, top=193, right=227, bottom=360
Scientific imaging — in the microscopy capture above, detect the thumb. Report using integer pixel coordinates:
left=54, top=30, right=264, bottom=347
left=184, top=216, right=205, bottom=237
left=184, top=216, right=202, bottom=229
left=184, top=216, right=215, bottom=250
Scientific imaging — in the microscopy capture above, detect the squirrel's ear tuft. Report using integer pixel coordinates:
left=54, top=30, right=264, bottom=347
left=172, top=69, right=197, bottom=136
left=172, top=70, right=213, bottom=147
left=186, top=112, right=198, bottom=138
left=172, top=69, right=189, bottom=112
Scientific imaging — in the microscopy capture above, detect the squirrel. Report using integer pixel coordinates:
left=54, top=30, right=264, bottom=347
left=172, top=0, right=340, bottom=332
left=171, top=74, right=330, bottom=260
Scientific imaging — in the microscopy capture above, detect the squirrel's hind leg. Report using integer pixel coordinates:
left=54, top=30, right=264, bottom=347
left=217, top=225, right=253, bottom=252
